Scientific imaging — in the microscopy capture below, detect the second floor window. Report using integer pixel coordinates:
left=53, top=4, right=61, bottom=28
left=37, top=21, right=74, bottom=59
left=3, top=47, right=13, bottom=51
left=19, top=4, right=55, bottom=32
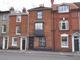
left=2, top=25, right=6, bottom=33
left=35, top=23, right=43, bottom=30
left=59, top=20, right=69, bottom=30
left=37, top=11, right=43, bottom=19
left=3, top=15, right=8, bottom=20
left=16, top=15, right=21, bottom=22
left=16, top=26, right=21, bottom=35
left=58, top=5, right=69, bottom=13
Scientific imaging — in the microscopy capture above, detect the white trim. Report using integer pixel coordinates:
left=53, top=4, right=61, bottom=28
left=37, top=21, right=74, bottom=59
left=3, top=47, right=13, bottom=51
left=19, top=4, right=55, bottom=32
left=20, top=37, right=28, bottom=51
left=12, top=37, right=17, bottom=46
left=72, top=33, right=80, bottom=52
left=59, top=20, right=69, bottom=30
left=2, top=37, right=9, bottom=49
left=16, top=15, right=21, bottom=22
left=58, top=5, right=69, bottom=13
left=37, top=11, right=42, bottom=19
left=1, top=25, right=6, bottom=33
left=72, top=35, right=75, bottom=52
left=16, top=26, right=21, bottom=35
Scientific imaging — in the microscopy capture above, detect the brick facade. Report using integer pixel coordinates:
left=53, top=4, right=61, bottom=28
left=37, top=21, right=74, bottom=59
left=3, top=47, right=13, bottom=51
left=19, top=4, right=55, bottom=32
left=28, top=6, right=53, bottom=51
left=9, top=9, right=28, bottom=50
left=0, top=1, right=80, bottom=52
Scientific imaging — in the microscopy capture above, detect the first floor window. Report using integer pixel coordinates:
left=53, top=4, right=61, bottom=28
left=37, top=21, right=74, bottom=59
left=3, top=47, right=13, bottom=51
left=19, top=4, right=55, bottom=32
left=61, top=34, right=68, bottom=48
left=12, top=37, right=17, bottom=46
left=16, top=26, right=21, bottom=35
left=59, top=20, right=69, bottom=30
left=39, top=37, right=46, bottom=48
left=2, top=25, right=6, bottom=33
left=35, top=23, right=43, bottom=30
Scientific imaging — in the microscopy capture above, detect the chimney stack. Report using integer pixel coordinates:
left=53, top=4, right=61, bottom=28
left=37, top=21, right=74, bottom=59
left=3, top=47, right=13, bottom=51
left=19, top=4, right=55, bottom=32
left=22, top=7, right=26, bottom=13
left=39, top=4, right=44, bottom=7
left=10, top=7, right=15, bottom=14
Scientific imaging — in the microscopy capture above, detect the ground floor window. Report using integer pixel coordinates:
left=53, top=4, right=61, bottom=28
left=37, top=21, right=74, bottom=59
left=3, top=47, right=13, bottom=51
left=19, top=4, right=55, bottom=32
left=39, top=37, right=46, bottom=48
left=61, top=34, right=68, bottom=48
left=12, top=37, right=17, bottom=46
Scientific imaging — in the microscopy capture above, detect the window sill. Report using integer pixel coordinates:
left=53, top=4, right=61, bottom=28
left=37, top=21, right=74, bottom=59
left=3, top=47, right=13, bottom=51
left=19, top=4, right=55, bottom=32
left=1, top=32, right=6, bottom=34
left=16, top=33, right=21, bottom=35
left=61, top=46, right=68, bottom=48
left=12, top=45, right=17, bottom=47
left=60, top=29, right=69, bottom=31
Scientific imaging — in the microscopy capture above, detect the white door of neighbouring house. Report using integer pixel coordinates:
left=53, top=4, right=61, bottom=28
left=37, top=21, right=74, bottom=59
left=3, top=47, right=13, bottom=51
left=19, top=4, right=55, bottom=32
left=2, top=37, right=8, bottom=49
left=72, top=33, right=80, bottom=52
left=20, top=37, right=28, bottom=51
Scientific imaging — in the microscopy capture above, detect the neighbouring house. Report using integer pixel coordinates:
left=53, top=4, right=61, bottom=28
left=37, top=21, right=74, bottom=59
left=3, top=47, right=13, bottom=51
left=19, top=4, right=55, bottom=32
left=28, top=5, right=53, bottom=51
left=8, top=7, right=28, bottom=50
left=51, top=0, right=80, bottom=52
left=0, top=11, right=10, bottom=49
left=0, top=0, right=80, bottom=52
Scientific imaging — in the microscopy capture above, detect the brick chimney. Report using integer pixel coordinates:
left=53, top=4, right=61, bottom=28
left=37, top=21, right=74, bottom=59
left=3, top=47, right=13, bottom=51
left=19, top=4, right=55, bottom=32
left=22, top=7, right=26, bottom=13
left=51, top=0, right=54, bottom=8
left=10, top=7, right=15, bottom=13
left=39, top=4, right=44, bottom=7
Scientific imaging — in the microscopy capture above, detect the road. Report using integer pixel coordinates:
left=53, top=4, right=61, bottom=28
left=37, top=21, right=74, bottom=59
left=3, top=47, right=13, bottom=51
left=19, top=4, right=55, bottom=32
left=0, top=52, right=80, bottom=60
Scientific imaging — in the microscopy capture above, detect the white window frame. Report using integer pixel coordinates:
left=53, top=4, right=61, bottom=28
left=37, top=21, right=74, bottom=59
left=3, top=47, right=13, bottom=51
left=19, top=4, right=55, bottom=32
left=61, top=34, right=68, bottom=48
left=35, top=23, right=43, bottom=30
left=16, top=15, right=21, bottom=22
left=59, top=20, right=69, bottom=30
left=12, top=37, right=17, bottom=46
left=2, top=14, right=7, bottom=20
left=58, top=5, right=69, bottom=13
left=39, top=37, right=46, bottom=48
left=37, top=11, right=43, bottom=19
left=2, top=25, right=6, bottom=33
left=16, top=26, right=21, bottom=35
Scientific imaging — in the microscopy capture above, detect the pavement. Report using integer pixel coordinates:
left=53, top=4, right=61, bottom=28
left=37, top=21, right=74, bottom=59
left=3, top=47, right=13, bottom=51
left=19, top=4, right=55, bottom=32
left=0, top=50, right=80, bottom=56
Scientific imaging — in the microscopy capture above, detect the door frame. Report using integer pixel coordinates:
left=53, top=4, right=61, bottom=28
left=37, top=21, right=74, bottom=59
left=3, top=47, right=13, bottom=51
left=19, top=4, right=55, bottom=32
left=72, top=32, right=80, bottom=52
left=29, top=37, right=34, bottom=49
left=2, top=37, right=9, bottom=49
left=20, top=37, right=28, bottom=51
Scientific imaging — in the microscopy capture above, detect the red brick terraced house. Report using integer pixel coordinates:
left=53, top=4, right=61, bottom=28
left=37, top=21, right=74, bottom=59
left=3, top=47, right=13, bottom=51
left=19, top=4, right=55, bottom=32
left=8, top=7, right=28, bottom=50
left=3, top=0, right=80, bottom=52
left=51, top=0, right=80, bottom=52
left=28, top=5, right=53, bottom=51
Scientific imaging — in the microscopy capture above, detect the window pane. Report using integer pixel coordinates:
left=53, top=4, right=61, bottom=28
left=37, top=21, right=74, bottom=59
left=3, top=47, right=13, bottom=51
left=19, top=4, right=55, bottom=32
left=3, top=15, right=7, bottom=20
left=61, top=36, right=68, bottom=47
left=39, top=37, right=46, bottom=47
left=2, top=25, right=6, bottom=33
left=62, top=22, right=66, bottom=29
left=16, top=26, right=21, bottom=35
left=60, top=20, right=69, bottom=30
left=35, top=23, right=43, bottom=30
left=37, top=11, right=42, bottom=19
left=4, top=25, right=6, bottom=32
left=16, top=15, right=21, bottom=22
left=58, top=6, right=69, bottom=13
left=12, top=37, right=17, bottom=46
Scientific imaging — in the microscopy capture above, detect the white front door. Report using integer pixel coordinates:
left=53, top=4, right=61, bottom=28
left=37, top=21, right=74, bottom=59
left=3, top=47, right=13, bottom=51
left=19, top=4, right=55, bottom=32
left=20, top=37, right=28, bottom=51
left=2, top=37, right=8, bottom=49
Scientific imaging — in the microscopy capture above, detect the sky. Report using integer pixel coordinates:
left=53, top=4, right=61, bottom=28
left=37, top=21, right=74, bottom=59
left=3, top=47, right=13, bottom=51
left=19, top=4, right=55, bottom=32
left=0, top=0, right=80, bottom=11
